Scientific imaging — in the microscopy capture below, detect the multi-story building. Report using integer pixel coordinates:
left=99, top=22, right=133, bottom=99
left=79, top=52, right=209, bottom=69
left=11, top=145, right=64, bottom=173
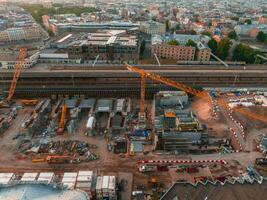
left=140, top=21, right=166, bottom=35
left=42, top=15, right=140, bottom=35
left=66, top=31, right=139, bottom=64
left=196, top=43, right=211, bottom=62
left=0, top=51, right=39, bottom=69
left=151, top=34, right=211, bottom=61
left=0, top=31, right=9, bottom=43
left=0, top=27, right=48, bottom=44
left=259, top=16, right=267, bottom=25
left=234, top=24, right=267, bottom=38
left=7, top=28, right=25, bottom=41
left=152, top=43, right=195, bottom=61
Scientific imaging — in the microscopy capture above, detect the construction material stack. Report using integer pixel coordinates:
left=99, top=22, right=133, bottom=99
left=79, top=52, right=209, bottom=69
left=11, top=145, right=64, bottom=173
left=20, top=99, right=51, bottom=136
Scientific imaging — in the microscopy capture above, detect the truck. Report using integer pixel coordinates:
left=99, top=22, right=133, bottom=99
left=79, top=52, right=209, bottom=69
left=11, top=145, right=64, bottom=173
left=139, top=165, right=157, bottom=172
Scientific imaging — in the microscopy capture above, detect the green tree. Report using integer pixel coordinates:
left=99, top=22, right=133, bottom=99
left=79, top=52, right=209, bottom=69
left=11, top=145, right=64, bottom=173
left=21, top=4, right=99, bottom=24
left=140, top=40, right=146, bottom=55
left=185, top=39, right=197, bottom=47
left=232, top=43, right=258, bottom=63
left=244, top=19, right=252, bottom=24
left=207, top=38, right=218, bottom=54
left=257, top=31, right=266, bottom=43
left=202, top=31, right=212, bottom=37
left=228, top=31, right=237, bottom=40
left=167, top=40, right=179, bottom=45
left=47, top=29, right=54, bottom=36
left=216, top=38, right=232, bottom=60
left=175, top=24, right=180, bottom=30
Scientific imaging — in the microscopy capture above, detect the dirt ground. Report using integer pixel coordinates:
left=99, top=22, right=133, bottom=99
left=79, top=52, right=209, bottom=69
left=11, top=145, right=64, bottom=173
left=0, top=97, right=266, bottom=199
left=191, top=97, right=229, bottom=138
left=233, top=107, right=267, bottom=132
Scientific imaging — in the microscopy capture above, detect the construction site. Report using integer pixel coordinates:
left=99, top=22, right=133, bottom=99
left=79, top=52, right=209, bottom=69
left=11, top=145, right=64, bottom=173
left=0, top=48, right=267, bottom=200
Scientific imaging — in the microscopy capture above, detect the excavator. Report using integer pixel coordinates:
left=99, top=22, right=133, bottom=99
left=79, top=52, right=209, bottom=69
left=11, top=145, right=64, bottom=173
left=0, top=48, right=28, bottom=108
left=124, top=63, right=267, bottom=125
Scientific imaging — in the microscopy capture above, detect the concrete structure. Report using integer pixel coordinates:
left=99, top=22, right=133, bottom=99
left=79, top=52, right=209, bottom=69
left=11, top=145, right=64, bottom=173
left=0, top=184, right=89, bottom=200
left=66, top=31, right=139, bottom=64
left=140, top=21, right=166, bottom=35
left=160, top=181, right=267, bottom=200
left=158, top=132, right=202, bottom=152
left=1, top=65, right=267, bottom=98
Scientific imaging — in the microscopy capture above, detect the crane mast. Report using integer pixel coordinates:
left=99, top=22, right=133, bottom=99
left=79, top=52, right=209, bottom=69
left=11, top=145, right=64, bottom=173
left=6, top=48, right=28, bottom=101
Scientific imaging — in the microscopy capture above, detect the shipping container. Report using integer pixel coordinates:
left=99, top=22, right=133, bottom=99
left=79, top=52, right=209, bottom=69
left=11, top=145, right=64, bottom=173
left=37, top=172, right=55, bottom=184
left=0, top=173, right=15, bottom=185
left=108, top=176, right=116, bottom=196
left=96, top=176, right=103, bottom=194
left=78, top=171, right=93, bottom=176
left=76, top=181, right=92, bottom=189
left=102, top=176, right=109, bottom=194
left=21, top=173, right=38, bottom=182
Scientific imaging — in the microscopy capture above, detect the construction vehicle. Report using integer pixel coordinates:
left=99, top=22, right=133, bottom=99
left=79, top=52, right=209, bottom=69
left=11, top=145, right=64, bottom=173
left=57, top=104, right=67, bottom=134
left=0, top=48, right=27, bottom=107
left=32, top=155, right=70, bottom=164
left=46, top=155, right=70, bottom=164
left=139, top=165, right=157, bottom=172
left=124, top=63, right=267, bottom=125
left=21, top=99, right=39, bottom=106
left=32, top=158, right=46, bottom=163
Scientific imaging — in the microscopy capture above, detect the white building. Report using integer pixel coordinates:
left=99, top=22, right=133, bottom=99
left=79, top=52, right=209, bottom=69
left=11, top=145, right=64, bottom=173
left=0, top=51, right=39, bottom=69
left=140, top=21, right=166, bottom=35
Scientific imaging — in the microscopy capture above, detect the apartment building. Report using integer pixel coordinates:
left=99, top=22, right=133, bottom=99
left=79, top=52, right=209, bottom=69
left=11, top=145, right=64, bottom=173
left=151, top=34, right=211, bottom=61
left=152, top=44, right=195, bottom=61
